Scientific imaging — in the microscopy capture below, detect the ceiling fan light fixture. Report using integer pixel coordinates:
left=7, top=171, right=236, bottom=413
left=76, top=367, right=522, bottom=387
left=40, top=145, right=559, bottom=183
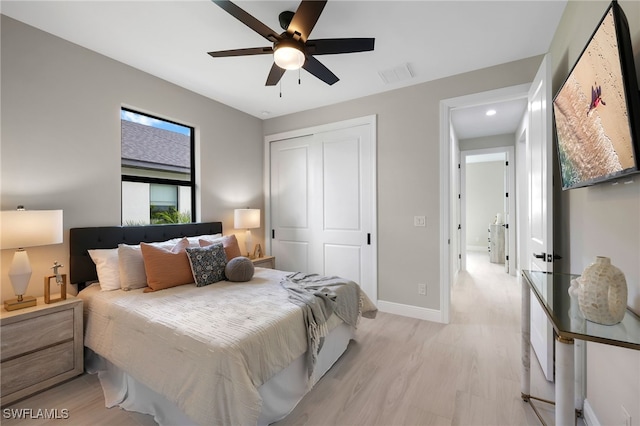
left=274, top=40, right=305, bottom=70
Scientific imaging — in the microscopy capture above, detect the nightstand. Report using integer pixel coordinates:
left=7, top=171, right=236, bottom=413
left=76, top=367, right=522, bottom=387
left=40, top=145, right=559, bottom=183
left=252, top=255, right=275, bottom=269
left=0, top=296, right=83, bottom=406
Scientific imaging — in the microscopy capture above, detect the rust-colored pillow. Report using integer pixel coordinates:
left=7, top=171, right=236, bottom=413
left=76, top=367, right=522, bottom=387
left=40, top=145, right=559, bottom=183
left=141, top=238, right=193, bottom=292
left=199, top=234, right=242, bottom=261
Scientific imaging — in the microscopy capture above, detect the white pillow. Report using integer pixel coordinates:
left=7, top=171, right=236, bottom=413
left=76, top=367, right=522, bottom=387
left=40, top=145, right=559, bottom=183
left=186, top=233, right=223, bottom=247
left=118, top=244, right=148, bottom=291
left=88, top=248, right=121, bottom=291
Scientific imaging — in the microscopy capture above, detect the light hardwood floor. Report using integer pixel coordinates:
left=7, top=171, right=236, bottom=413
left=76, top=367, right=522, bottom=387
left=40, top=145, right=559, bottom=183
left=2, top=252, right=558, bottom=425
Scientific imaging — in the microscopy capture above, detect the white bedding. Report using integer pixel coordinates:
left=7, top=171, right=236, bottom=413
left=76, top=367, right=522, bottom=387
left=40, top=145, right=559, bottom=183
left=79, top=267, right=351, bottom=425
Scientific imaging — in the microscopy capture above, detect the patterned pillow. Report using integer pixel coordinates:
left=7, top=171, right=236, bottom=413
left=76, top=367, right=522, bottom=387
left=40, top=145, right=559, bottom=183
left=186, top=242, right=227, bottom=287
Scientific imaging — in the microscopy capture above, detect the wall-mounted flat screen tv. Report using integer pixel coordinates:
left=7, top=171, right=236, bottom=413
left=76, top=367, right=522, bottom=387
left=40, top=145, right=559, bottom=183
left=553, top=1, right=640, bottom=190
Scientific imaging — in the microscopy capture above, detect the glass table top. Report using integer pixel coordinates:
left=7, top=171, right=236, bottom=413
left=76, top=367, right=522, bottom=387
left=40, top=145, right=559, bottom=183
left=523, top=270, right=640, bottom=350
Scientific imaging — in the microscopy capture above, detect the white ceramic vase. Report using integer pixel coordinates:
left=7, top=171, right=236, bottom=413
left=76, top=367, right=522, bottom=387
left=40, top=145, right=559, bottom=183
left=578, top=256, right=627, bottom=325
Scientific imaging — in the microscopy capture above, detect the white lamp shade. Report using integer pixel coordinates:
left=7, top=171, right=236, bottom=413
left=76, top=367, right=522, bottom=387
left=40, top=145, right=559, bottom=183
left=1, top=209, right=63, bottom=249
left=234, top=209, right=260, bottom=229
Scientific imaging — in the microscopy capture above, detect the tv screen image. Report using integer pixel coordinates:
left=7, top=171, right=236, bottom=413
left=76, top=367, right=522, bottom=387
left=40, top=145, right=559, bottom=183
left=553, top=2, right=639, bottom=190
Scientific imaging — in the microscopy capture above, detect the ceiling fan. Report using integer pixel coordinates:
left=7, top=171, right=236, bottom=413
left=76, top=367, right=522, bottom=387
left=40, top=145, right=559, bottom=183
left=208, top=0, right=375, bottom=86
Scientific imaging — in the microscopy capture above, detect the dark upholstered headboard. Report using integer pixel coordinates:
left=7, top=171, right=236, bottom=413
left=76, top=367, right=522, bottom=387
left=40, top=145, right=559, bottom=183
left=70, top=222, right=223, bottom=289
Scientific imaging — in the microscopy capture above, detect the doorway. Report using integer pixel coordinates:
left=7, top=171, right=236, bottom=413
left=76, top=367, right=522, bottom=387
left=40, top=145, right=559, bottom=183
left=459, top=146, right=515, bottom=274
left=439, top=83, right=530, bottom=323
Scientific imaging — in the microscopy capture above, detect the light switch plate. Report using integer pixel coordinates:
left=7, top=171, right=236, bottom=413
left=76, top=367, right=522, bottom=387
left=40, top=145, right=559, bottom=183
left=414, top=216, right=426, bottom=227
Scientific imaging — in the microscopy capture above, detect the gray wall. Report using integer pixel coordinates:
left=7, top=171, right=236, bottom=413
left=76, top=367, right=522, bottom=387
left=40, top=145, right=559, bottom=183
left=0, top=16, right=265, bottom=299
left=549, top=1, right=640, bottom=423
left=465, top=161, right=504, bottom=250
left=264, top=56, right=542, bottom=310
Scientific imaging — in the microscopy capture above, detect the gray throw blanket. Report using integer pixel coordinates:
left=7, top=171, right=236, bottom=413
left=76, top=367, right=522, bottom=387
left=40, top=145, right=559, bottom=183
left=281, top=272, right=362, bottom=379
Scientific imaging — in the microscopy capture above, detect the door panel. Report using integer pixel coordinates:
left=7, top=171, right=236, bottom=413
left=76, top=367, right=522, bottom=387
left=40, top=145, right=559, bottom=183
left=324, top=244, right=361, bottom=284
left=528, top=56, right=554, bottom=382
left=277, top=241, right=309, bottom=273
left=323, top=138, right=361, bottom=231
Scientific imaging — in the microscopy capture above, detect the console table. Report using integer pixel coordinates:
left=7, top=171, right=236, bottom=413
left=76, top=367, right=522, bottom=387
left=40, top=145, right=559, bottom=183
left=521, top=270, right=640, bottom=426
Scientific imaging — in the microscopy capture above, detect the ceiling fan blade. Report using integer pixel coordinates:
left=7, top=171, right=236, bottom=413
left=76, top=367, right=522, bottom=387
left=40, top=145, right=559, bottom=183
left=208, top=47, right=273, bottom=58
left=288, top=0, right=327, bottom=42
left=303, top=55, right=339, bottom=86
left=212, top=0, right=281, bottom=43
left=266, top=63, right=286, bottom=86
left=307, top=38, right=375, bottom=55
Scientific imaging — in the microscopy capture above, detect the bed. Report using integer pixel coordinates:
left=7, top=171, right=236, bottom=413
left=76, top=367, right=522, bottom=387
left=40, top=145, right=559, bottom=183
left=69, top=222, right=375, bottom=426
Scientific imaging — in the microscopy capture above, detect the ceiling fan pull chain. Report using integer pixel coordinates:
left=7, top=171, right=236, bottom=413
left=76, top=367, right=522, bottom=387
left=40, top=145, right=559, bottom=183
left=279, top=79, right=282, bottom=98
left=298, top=68, right=301, bottom=85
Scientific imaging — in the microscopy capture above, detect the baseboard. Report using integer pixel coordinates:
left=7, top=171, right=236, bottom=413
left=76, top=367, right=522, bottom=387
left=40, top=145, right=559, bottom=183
left=582, top=399, right=599, bottom=426
left=377, top=300, right=443, bottom=323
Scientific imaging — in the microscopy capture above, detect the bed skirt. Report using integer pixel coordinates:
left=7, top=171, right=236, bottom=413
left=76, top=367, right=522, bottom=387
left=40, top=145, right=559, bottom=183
left=86, top=322, right=355, bottom=425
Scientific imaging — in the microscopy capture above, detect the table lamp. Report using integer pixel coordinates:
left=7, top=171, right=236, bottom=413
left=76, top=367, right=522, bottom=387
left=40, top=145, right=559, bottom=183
left=234, top=208, right=260, bottom=258
left=1, top=207, right=63, bottom=311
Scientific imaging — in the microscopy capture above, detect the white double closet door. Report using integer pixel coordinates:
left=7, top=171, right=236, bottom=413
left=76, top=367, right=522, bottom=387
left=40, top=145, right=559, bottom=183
left=267, top=117, right=377, bottom=302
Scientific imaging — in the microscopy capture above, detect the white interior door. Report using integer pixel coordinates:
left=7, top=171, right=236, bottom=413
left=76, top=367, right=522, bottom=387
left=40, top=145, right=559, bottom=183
left=270, top=135, right=319, bottom=274
left=527, top=55, right=554, bottom=382
left=268, top=118, right=377, bottom=302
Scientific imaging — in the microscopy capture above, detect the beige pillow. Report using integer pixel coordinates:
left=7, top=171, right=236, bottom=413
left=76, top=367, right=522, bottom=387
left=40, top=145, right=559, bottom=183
left=141, top=238, right=193, bottom=292
left=199, top=234, right=242, bottom=260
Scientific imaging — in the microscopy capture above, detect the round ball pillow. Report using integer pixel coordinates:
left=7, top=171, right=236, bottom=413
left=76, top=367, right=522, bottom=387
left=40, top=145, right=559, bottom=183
left=225, top=256, right=255, bottom=282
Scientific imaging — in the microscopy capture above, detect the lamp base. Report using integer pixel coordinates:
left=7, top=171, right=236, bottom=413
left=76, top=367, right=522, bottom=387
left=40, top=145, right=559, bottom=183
left=4, top=295, right=37, bottom=311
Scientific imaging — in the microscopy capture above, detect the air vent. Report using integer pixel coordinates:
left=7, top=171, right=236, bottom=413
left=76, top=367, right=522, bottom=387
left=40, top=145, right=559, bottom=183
left=378, top=63, right=414, bottom=84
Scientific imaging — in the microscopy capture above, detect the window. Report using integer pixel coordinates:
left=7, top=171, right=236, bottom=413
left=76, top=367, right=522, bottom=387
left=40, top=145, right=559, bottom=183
left=121, top=108, right=195, bottom=225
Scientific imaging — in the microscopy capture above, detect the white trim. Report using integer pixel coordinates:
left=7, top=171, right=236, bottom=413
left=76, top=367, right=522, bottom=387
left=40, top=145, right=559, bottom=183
left=377, top=300, right=444, bottom=323
left=439, top=83, right=530, bottom=325
left=466, top=245, right=488, bottom=252
left=582, top=399, right=600, bottom=426
left=264, top=115, right=378, bottom=303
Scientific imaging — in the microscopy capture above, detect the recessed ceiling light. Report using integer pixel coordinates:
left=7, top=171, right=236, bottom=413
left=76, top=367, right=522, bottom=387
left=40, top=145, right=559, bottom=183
left=486, top=109, right=497, bottom=116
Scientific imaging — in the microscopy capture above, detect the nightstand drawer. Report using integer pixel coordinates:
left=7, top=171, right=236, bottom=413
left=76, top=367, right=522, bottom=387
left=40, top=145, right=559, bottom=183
left=0, top=309, right=73, bottom=361
left=1, top=340, right=75, bottom=396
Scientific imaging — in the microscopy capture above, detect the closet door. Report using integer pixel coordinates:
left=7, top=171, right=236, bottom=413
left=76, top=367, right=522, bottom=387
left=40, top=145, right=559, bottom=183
left=270, top=135, right=320, bottom=274
left=269, top=120, right=376, bottom=302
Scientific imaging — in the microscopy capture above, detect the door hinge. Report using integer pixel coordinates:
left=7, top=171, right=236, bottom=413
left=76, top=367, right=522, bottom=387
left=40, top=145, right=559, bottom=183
left=505, top=192, right=509, bottom=198
left=458, top=224, right=461, bottom=230
left=506, top=160, right=509, bottom=166
left=458, top=194, right=461, bottom=199
left=458, top=254, right=462, bottom=260
left=367, top=233, right=371, bottom=245
left=458, top=163, right=461, bottom=169
left=506, top=255, right=509, bottom=261
left=272, top=229, right=275, bottom=239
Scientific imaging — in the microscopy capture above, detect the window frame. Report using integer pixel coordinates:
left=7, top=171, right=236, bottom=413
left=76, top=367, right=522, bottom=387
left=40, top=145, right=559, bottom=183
left=121, top=107, right=196, bottom=223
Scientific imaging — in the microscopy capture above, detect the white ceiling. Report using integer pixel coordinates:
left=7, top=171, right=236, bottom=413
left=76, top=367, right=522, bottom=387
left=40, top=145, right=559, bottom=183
left=1, top=0, right=566, bottom=138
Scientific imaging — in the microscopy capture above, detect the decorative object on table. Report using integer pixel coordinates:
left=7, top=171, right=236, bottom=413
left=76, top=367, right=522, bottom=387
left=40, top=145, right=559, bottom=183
left=225, top=256, right=255, bottom=282
left=253, top=243, right=263, bottom=259
left=44, top=261, right=67, bottom=304
left=234, top=208, right=260, bottom=258
left=577, top=256, right=628, bottom=325
left=1, top=207, right=63, bottom=311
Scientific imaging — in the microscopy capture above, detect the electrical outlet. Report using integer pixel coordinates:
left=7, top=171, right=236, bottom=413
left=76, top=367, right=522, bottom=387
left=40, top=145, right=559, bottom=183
left=622, top=405, right=631, bottom=426
left=414, top=216, right=426, bottom=227
left=418, top=283, right=426, bottom=295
